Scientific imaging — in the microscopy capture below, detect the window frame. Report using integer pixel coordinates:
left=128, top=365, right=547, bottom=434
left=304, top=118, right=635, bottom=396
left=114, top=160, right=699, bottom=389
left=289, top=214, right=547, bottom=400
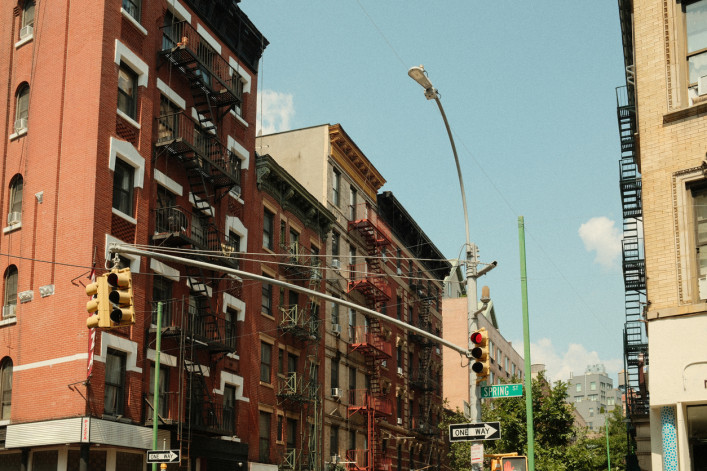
left=122, top=0, right=141, bottom=22
left=332, top=168, right=341, bottom=207
left=3, top=266, right=18, bottom=318
left=8, top=175, right=23, bottom=226
left=0, top=357, right=12, bottom=420
left=261, top=279, right=273, bottom=316
left=112, top=158, right=135, bottom=217
left=104, top=348, right=127, bottom=416
left=259, top=411, right=271, bottom=462
left=14, top=84, right=29, bottom=134
left=148, top=363, right=169, bottom=419
left=260, top=341, right=272, bottom=383
left=117, top=62, right=138, bottom=120
left=263, top=209, right=274, bottom=250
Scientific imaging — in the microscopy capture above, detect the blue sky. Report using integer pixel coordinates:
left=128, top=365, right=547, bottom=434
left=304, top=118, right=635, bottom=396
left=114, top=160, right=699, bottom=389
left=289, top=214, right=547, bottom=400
left=241, top=1, right=627, bottom=384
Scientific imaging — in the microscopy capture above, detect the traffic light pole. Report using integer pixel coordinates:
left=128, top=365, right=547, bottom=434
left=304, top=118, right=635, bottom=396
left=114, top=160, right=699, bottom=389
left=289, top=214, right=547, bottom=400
left=152, top=302, right=163, bottom=471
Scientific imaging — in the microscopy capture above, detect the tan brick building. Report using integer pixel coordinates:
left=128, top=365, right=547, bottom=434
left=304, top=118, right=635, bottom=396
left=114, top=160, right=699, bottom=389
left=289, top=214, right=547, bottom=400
left=617, top=1, right=707, bottom=469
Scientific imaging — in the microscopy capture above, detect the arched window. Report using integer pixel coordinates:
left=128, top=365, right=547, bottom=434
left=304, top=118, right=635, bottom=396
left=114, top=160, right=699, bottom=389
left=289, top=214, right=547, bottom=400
left=3, top=266, right=18, bottom=319
left=8, top=175, right=23, bottom=226
left=0, top=357, right=12, bottom=420
left=14, top=84, right=29, bottom=133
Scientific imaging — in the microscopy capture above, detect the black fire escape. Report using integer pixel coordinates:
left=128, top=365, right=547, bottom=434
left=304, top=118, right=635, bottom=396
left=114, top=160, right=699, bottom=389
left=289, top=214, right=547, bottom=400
left=616, top=82, right=649, bottom=444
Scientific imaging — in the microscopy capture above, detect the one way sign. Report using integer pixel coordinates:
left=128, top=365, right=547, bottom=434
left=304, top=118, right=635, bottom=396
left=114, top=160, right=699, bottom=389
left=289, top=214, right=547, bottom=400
left=147, top=449, right=180, bottom=464
left=448, top=422, right=501, bottom=442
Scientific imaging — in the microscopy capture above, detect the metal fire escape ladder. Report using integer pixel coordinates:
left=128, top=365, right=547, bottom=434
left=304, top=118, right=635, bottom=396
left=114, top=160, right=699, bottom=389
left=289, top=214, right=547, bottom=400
left=616, top=85, right=649, bottom=419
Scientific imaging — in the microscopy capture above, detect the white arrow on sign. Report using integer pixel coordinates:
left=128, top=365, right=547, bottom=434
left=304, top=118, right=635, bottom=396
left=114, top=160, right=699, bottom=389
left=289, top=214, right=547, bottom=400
left=147, top=450, right=179, bottom=463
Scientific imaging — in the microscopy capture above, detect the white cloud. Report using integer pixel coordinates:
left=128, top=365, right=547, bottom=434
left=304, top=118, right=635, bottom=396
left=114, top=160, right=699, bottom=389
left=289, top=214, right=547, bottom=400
left=578, top=216, right=621, bottom=269
left=515, top=338, right=622, bottom=385
left=256, top=89, right=294, bottom=136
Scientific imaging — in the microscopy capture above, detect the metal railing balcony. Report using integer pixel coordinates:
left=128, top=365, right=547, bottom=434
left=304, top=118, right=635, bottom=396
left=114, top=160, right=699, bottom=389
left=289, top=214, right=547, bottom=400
left=349, top=325, right=392, bottom=359
left=148, top=394, right=236, bottom=436
left=160, top=21, right=244, bottom=108
left=156, top=111, right=242, bottom=188
left=347, top=389, right=392, bottom=416
left=279, top=304, right=320, bottom=340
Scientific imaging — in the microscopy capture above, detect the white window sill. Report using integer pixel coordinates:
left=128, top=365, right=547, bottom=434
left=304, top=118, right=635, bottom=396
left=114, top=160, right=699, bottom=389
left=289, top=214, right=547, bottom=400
left=120, top=8, right=148, bottom=36
left=0, top=317, right=17, bottom=327
left=15, top=35, right=33, bottom=49
left=227, top=352, right=240, bottom=361
left=9, top=128, right=27, bottom=141
left=230, top=110, right=249, bottom=128
left=3, top=223, right=21, bottom=234
left=117, top=109, right=140, bottom=129
left=112, top=207, right=137, bottom=225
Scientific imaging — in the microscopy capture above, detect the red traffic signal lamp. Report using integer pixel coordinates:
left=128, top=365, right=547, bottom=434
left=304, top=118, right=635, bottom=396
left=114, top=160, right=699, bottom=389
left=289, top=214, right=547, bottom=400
left=470, top=327, right=490, bottom=383
left=86, top=274, right=110, bottom=328
left=107, top=268, right=135, bottom=326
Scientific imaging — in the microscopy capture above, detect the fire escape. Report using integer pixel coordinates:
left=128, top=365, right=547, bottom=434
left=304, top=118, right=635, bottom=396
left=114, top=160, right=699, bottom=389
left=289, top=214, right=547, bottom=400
left=616, top=84, right=649, bottom=424
left=147, top=20, right=246, bottom=468
left=408, top=275, right=438, bottom=437
left=347, top=205, right=393, bottom=471
left=276, top=241, right=323, bottom=471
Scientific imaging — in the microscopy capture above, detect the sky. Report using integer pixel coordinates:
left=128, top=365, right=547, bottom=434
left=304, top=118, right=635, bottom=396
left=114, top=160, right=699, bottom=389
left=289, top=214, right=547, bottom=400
left=240, top=1, right=628, bottom=385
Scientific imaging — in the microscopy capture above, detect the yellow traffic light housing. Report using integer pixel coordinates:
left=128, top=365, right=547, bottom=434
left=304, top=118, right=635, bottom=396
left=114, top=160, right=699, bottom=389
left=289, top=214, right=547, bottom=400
left=107, top=268, right=135, bottom=326
left=86, top=275, right=110, bottom=329
left=470, top=327, right=490, bottom=383
left=500, top=456, right=527, bottom=471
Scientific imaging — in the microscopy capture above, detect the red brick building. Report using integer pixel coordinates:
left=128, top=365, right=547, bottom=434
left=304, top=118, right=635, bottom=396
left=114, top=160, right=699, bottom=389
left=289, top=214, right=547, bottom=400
left=0, top=0, right=266, bottom=469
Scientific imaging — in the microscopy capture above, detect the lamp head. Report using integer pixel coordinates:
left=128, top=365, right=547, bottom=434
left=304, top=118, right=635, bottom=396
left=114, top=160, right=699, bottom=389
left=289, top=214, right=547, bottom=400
left=408, top=65, right=437, bottom=100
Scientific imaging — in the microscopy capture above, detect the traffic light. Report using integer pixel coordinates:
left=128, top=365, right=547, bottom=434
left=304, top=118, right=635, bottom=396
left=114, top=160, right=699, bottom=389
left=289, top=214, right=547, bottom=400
left=470, top=327, right=490, bottom=383
left=500, top=456, right=527, bottom=471
left=86, top=275, right=110, bottom=329
left=106, top=268, right=135, bottom=326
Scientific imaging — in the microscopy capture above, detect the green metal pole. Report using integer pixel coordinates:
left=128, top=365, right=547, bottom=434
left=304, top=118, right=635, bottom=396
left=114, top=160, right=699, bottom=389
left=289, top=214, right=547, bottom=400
left=152, top=302, right=163, bottom=471
left=518, top=217, right=535, bottom=471
left=606, top=415, right=611, bottom=471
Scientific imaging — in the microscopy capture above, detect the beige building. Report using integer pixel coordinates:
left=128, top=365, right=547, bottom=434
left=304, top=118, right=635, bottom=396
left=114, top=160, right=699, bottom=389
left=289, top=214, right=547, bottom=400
left=442, top=295, right=524, bottom=414
left=617, top=1, right=707, bottom=470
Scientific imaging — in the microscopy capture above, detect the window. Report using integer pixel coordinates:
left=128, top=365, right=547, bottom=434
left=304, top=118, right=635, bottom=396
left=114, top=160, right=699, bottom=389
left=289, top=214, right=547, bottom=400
left=263, top=209, right=274, bottom=250
left=684, top=0, right=707, bottom=86
left=576, top=383, right=582, bottom=392
left=260, top=342, right=272, bottom=383
left=330, top=425, right=339, bottom=458
left=348, top=308, right=356, bottom=341
left=332, top=168, right=341, bottom=206
left=7, top=175, right=22, bottom=227
left=330, top=359, right=339, bottom=389
left=692, top=184, right=707, bottom=294
left=0, top=357, right=12, bottom=420
left=223, top=385, right=236, bottom=433
left=262, top=279, right=272, bottom=315
left=105, top=349, right=126, bottom=415
left=575, top=396, right=582, bottom=403
left=331, top=231, right=340, bottom=264
left=225, top=307, right=238, bottom=351
left=152, top=276, right=172, bottom=327
left=396, top=296, right=402, bottom=320
left=349, top=429, right=356, bottom=456
left=21, top=1, right=35, bottom=30
left=157, top=95, right=179, bottom=141
left=589, top=407, right=594, bottom=417
left=117, top=63, right=138, bottom=119
left=122, top=0, right=141, bottom=22
left=331, top=299, right=340, bottom=325
left=259, top=412, right=271, bottom=462
left=3, top=266, right=18, bottom=319
left=349, top=245, right=356, bottom=278
left=590, top=381, right=597, bottom=391
left=349, top=366, right=356, bottom=391
left=286, top=418, right=296, bottom=449
left=349, top=186, right=357, bottom=220
left=14, top=84, right=29, bottom=133
left=287, top=353, right=298, bottom=375
left=148, top=364, right=169, bottom=419
left=112, top=159, right=134, bottom=216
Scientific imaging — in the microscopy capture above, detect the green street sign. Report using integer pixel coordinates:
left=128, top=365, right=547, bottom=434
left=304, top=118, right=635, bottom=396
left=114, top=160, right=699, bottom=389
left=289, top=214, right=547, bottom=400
left=480, top=383, right=523, bottom=399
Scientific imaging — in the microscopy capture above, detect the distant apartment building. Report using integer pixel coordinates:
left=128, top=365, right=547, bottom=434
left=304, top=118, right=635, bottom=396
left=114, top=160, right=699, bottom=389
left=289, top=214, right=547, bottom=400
left=442, top=294, right=524, bottom=413
left=566, top=364, right=622, bottom=432
left=257, top=125, right=450, bottom=471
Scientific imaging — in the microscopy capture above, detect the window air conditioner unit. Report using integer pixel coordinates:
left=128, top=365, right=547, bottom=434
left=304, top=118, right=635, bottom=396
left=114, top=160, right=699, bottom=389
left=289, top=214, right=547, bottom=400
left=397, top=418, right=403, bottom=425
left=397, top=367, right=404, bottom=376
left=2, top=304, right=16, bottom=318
left=331, top=324, right=342, bottom=336
left=20, top=25, right=33, bottom=40
left=331, top=387, right=342, bottom=399
left=331, top=455, right=340, bottom=464
left=396, top=267, right=403, bottom=276
left=699, top=75, right=707, bottom=96
left=332, top=259, right=340, bottom=270
left=14, top=118, right=27, bottom=133
left=7, top=212, right=21, bottom=226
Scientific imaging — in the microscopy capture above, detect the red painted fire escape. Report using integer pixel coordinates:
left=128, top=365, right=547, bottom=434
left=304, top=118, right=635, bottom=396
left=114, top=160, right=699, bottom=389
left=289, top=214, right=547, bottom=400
left=346, top=205, right=393, bottom=471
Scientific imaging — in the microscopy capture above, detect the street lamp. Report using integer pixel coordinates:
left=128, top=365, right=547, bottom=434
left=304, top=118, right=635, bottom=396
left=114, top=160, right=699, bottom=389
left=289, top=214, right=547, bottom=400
left=408, top=65, right=491, bottom=468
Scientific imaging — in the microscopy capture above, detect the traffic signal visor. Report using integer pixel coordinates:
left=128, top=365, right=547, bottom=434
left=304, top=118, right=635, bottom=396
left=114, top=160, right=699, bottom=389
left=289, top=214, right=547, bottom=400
left=470, top=327, right=490, bottom=382
left=107, top=268, right=135, bottom=326
left=86, top=275, right=110, bottom=329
